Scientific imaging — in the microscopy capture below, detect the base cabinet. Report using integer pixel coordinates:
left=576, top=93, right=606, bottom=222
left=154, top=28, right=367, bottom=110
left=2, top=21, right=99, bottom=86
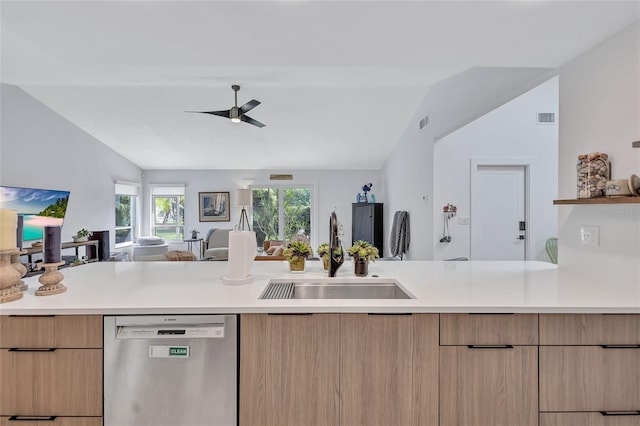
left=0, top=315, right=102, bottom=423
left=439, top=346, right=538, bottom=426
left=240, top=313, right=438, bottom=426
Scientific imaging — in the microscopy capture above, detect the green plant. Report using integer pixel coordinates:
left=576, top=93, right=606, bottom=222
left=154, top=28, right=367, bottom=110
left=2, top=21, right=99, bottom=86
left=348, top=240, right=379, bottom=262
left=317, top=243, right=329, bottom=257
left=283, top=240, right=312, bottom=261
left=76, top=228, right=92, bottom=238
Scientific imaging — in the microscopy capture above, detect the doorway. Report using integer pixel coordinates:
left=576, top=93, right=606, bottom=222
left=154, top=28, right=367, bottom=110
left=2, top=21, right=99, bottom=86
left=470, top=162, right=529, bottom=260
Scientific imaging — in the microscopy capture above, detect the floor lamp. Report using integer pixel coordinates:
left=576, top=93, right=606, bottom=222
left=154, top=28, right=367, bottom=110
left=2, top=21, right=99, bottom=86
left=235, top=188, right=252, bottom=231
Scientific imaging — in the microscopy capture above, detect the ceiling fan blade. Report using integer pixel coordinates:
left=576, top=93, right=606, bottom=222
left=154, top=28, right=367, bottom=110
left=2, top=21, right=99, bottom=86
left=241, top=115, right=266, bottom=128
left=238, top=99, right=260, bottom=115
left=185, top=109, right=231, bottom=118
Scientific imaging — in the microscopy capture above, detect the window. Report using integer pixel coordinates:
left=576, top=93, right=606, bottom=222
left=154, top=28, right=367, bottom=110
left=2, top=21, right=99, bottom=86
left=252, top=186, right=312, bottom=249
left=115, top=183, right=138, bottom=247
left=151, top=185, right=185, bottom=241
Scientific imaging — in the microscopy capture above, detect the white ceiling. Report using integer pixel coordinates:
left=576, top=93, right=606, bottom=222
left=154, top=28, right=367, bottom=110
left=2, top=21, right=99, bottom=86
left=2, top=1, right=638, bottom=170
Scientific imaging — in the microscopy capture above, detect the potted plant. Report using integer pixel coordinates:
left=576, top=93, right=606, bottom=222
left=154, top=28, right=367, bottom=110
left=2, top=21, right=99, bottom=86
left=348, top=240, right=379, bottom=277
left=73, top=228, right=92, bottom=242
left=283, top=240, right=312, bottom=273
left=317, top=243, right=329, bottom=270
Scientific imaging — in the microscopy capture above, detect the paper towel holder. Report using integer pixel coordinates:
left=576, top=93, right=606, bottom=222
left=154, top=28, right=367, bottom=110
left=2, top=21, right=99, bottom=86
left=235, top=188, right=252, bottom=231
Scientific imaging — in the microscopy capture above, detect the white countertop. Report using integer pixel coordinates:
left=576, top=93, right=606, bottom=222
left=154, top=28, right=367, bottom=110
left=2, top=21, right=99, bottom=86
left=1, top=260, right=639, bottom=315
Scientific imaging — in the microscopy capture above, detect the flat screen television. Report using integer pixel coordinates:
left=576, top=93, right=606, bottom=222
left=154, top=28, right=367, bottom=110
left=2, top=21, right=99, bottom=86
left=0, top=186, right=71, bottom=241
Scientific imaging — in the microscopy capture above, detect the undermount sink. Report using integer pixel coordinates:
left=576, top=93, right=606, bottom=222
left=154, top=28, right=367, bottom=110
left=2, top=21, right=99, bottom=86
left=259, top=279, right=413, bottom=300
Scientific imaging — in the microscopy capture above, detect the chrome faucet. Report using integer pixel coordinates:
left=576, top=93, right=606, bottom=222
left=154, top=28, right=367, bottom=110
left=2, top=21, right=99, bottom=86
left=328, top=211, right=344, bottom=277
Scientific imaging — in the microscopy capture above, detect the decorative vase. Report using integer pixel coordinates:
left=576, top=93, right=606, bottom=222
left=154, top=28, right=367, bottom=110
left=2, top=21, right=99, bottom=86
left=322, top=255, right=329, bottom=271
left=191, top=231, right=198, bottom=239
left=289, top=257, right=305, bottom=273
left=354, top=258, right=368, bottom=277
left=577, top=152, right=609, bottom=198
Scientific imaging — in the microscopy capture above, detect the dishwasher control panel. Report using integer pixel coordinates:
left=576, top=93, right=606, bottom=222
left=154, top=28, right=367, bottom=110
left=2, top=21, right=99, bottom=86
left=116, top=324, right=224, bottom=339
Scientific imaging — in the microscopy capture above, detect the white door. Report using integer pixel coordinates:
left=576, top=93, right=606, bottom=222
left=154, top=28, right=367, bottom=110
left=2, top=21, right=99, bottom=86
left=471, top=165, right=526, bottom=260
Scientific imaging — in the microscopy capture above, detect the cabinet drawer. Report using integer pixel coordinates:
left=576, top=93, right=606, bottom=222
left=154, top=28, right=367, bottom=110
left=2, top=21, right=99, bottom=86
left=0, top=349, right=102, bottom=416
left=540, top=314, right=640, bottom=345
left=540, top=346, right=640, bottom=412
left=440, top=313, right=538, bottom=345
left=540, top=412, right=640, bottom=426
left=0, top=315, right=102, bottom=348
left=0, top=417, right=102, bottom=426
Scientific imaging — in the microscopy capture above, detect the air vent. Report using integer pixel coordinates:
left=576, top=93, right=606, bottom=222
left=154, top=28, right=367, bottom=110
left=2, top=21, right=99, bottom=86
left=537, top=112, right=556, bottom=124
left=270, top=174, right=293, bottom=181
left=419, top=115, right=430, bottom=130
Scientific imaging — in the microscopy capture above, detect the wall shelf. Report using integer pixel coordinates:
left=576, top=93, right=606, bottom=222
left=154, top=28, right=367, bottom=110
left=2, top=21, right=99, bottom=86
left=553, top=197, right=640, bottom=205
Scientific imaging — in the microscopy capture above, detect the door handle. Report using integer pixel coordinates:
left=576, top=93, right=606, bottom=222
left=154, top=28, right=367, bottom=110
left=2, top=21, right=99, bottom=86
left=516, top=235, right=525, bottom=240
left=9, top=416, right=57, bottom=421
left=8, top=348, right=57, bottom=352
left=600, top=411, right=640, bottom=416
left=467, top=345, right=514, bottom=349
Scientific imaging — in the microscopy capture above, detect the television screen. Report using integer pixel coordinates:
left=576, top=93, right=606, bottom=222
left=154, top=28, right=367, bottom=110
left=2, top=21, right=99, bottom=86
left=0, top=186, right=70, bottom=241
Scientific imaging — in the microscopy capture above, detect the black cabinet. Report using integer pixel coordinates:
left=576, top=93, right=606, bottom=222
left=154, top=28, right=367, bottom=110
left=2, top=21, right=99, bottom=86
left=352, top=203, right=383, bottom=255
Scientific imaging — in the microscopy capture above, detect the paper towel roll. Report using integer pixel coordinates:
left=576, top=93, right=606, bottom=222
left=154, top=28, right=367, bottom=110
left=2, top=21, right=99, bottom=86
left=224, top=231, right=257, bottom=285
left=0, top=209, right=18, bottom=250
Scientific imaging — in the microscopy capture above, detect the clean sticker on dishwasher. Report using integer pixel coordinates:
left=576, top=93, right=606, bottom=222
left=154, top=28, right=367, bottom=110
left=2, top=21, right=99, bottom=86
left=149, top=345, right=190, bottom=358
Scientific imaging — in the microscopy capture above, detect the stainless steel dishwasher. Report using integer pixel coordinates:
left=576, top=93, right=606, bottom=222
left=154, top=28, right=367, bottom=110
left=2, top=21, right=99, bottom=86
left=104, top=314, right=237, bottom=426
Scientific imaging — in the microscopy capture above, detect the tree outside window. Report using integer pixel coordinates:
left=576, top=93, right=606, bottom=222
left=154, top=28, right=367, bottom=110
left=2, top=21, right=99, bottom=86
left=252, top=187, right=311, bottom=249
left=152, top=195, right=185, bottom=241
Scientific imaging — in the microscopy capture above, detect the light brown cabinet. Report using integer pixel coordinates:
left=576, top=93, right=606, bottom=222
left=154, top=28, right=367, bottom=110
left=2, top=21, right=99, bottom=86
left=0, top=315, right=102, bottom=422
left=240, top=314, right=340, bottom=426
left=539, top=313, right=640, bottom=419
left=340, top=314, right=438, bottom=426
left=439, top=313, right=538, bottom=426
left=240, top=313, right=438, bottom=426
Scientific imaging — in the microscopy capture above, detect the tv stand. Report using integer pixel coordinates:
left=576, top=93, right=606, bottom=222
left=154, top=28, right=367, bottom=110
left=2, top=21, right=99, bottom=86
left=21, top=240, right=100, bottom=269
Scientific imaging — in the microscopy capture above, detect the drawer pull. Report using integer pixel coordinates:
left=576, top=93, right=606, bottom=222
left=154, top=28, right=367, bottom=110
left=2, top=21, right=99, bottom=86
left=8, top=416, right=57, bottom=421
left=468, top=313, right=515, bottom=315
left=600, top=411, right=640, bottom=416
left=267, top=313, right=313, bottom=316
left=368, top=313, right=413, bottom=316
left=600, top=345, right=640, bottom=349
left=467, top=345, right=514, bottom=349
left=8, top=348, right=57, bottom=352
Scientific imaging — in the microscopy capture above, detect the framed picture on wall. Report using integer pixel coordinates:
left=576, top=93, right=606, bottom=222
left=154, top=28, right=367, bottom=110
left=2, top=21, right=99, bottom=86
left=199, top=192, right=230, bottom=222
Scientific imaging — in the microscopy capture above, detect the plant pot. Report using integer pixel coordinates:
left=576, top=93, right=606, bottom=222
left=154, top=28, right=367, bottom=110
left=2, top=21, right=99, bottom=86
left=354, top=259, right=368, bottom=277
left=73, top=236, right=89, bottom=243
left=322, top=255, right=329, bottom=271
left=289, top=257, right=305, bottom=273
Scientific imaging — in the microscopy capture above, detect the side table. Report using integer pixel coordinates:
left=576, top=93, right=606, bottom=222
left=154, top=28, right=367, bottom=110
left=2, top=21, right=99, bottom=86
left=184, top=238, right=204, bottom=259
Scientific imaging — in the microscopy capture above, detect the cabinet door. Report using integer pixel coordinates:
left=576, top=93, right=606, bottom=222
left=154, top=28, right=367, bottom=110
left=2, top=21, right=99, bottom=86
left=540, top=314, right=640, bottom=345
left=540, top=346, right=640, bottom=412
left=340, top=314, right=438, bottom=426
left=0, top=349, right=102, bottom=416
left=440, top=346, right=537, bottom=426
left=352, top=204, right=373, bottom=244
left=240, top=314, right=340, bottom=426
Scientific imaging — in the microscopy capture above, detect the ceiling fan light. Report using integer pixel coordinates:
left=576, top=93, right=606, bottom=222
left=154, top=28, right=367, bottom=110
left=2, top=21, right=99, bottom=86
left=231, top=117, right=241, bottom=123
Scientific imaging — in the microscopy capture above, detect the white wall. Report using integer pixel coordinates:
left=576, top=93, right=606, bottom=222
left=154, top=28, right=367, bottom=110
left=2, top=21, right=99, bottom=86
left=382, top=67, right=556, bottom=259
left=557, top=20, right=640, bottom=272
left=0, top=83, right=143, bottom=253
left=142, top=169, right=382, bottom=252
left=433, top=77, right=559, bottom=261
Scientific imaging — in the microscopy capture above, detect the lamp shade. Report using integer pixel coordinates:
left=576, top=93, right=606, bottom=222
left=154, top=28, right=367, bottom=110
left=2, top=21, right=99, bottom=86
left=235, top=189, right=252, bottom=207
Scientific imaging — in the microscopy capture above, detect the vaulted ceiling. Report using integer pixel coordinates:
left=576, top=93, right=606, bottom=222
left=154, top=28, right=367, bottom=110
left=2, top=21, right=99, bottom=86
left=2, top=1, right=638, bottom=169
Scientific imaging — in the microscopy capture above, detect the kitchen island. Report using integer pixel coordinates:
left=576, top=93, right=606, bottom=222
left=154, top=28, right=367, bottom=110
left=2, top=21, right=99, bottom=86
left=1, top=260, right=639, bottom=314
left=2, top=261, right=639, bottom=426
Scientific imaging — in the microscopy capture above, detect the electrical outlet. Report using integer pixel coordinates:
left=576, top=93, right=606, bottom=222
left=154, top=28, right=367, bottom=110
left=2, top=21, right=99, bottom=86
left=580, top=226, right=599, bottom=247
left=458, top=216, right=470, bottom=225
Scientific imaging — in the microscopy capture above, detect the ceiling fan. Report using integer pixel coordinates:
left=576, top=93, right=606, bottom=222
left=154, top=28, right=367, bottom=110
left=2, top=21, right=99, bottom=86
left=187, top=84, right=265, bottom=128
